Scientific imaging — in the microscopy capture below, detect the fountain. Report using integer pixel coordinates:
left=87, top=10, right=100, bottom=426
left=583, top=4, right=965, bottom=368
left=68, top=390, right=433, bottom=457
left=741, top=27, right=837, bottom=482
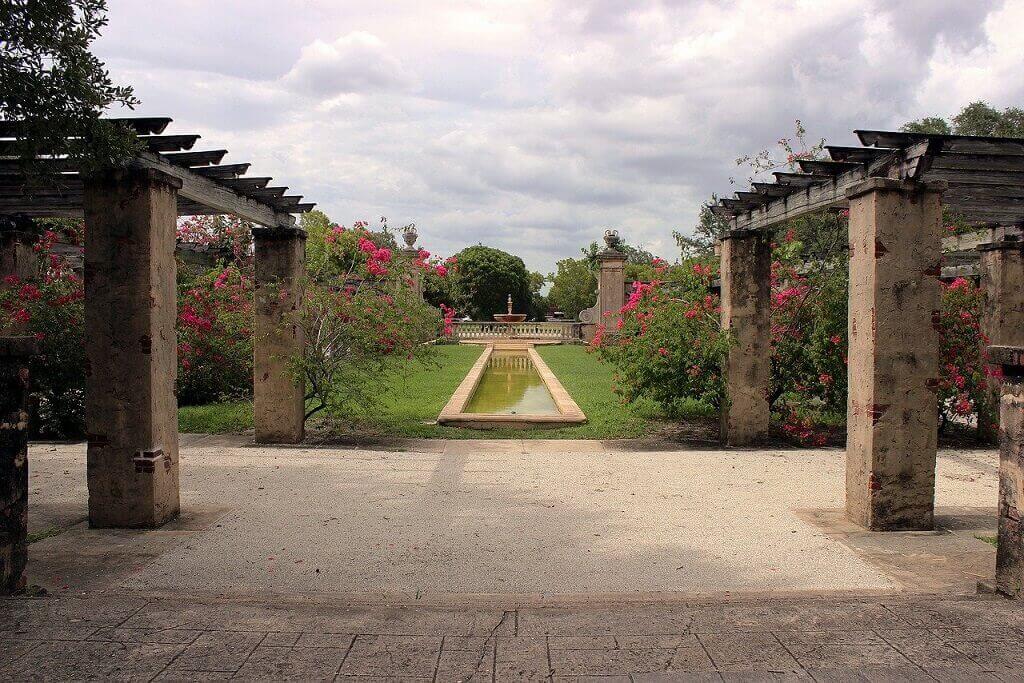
left=493, top=294, right=526, bottom=323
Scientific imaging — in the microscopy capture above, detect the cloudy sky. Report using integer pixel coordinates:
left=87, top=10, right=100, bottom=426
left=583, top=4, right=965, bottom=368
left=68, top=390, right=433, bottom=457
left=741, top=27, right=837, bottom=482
left=96, top=0, right=1024, bottom=274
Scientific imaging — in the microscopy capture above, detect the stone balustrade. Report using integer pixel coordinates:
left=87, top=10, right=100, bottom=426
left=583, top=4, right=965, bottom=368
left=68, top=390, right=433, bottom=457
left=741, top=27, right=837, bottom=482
left=451, top=321, right=582, bottom=341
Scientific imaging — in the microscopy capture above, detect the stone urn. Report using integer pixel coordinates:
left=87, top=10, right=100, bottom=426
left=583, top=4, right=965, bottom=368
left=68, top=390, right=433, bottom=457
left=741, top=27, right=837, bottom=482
left=493, top=294, right=526, bottom=323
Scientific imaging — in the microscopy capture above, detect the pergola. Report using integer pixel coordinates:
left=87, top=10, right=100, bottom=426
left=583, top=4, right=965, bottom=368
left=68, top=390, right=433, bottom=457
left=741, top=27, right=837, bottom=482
left=710, top=130, right=1024, bottom=534
left=0, top=117, right=314, bottom=530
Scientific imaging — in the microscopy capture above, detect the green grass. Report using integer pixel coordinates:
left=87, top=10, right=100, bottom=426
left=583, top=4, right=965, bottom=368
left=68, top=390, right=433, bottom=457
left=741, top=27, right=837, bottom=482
left=178, top=344, right=683, bottom=440
left=179, top=400, right=254, bottom=434
left=975, top=534, right=998, bottom=548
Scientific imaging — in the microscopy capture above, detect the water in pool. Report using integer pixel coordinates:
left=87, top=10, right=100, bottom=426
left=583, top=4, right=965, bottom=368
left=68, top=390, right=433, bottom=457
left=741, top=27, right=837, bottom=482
left=464, top=351, right=559, bottom=415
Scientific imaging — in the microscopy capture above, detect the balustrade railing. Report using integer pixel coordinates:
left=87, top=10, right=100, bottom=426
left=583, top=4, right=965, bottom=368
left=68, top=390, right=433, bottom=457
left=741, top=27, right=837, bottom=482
left=451, top=321, right=582, bottom=341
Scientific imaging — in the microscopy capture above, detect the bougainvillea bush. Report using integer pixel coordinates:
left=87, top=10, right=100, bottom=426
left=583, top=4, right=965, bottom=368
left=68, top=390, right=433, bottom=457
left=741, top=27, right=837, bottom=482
left=176, top=263, right=254, bottom=405
left=0, top=223, right=85, bottom=437
left=296, top=222, right=448, bottom=422
left=592, top=210, right=995, bottom=445
left=592, top=261, right=731, bottom=416
left=938, top=277, right=997, bottom=435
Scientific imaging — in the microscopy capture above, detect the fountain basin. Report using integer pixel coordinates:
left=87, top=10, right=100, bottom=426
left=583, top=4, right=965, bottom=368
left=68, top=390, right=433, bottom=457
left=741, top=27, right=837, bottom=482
left=493, top=313, right=527, bottom=323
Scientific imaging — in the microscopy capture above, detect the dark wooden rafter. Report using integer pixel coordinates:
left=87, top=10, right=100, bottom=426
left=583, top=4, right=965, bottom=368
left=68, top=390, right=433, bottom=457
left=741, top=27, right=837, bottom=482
left=0, top=116, right=316, bottom=224
left=718, top=130, right=1024, bottom=231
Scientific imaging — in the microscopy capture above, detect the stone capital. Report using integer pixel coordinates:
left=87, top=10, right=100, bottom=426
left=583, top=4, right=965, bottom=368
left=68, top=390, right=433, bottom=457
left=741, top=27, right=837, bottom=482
left=845, top=177, right=947, bottom=201
left=720, top=228, right=764, bottom=242
left=85, top=166, right=184, bottom=191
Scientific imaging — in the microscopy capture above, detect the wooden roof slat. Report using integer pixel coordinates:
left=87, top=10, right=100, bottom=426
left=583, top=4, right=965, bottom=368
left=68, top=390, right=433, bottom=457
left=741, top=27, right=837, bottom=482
left=270, top=195, right=304, bottom=209
left=719, top=198, right=759, bottom=211
left=161, top=150, right=227, bottom=167
left=826, top=146, right=896, bottom=163
left=773, top=172, right=831, bottom=187
left=752, top=182, right=799, bottom=197
left=710, top=205, right=739, bottom=218
left=138, top=134, right=200, bottom=152
left=292, top=203, right=316, bottom=213
left=797, top=159, right=863, bottom=176
left=930, top=153, right=1024, bottom=174
left=735, top=191, right=772, bottom=206
left=857, top=129, right=1024, bottom=155
left=0, top=117, right=172, bottom=138
left=0, top=159, right=78, bottom=174
left=247, top=186, right=288, bottom=199
left=222, top=177, right=271, bottom=190
left=192, top=163, right=250, bottom=179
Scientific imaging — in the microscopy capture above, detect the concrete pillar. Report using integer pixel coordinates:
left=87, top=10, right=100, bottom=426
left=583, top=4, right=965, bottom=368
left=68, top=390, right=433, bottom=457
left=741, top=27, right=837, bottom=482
left=82, top=168, right=181, bottom=528
left=845, top=178, right=945, bottom=531
left=596, top=250, right=626, bottom=324
left=0, top=337, right=35, bottom=594
left=719, top=229, right=771, bottom=446
left=990, top=345, right=1024, bottom=598
left=253, top=227, right=306, bottom=444
left=979, top=236, right=1024, bottom=406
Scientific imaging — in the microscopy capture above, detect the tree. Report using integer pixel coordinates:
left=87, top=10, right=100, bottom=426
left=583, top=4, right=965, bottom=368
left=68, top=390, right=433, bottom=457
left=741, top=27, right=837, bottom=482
left=547, top=257, right=597, bottom=319
left=450, top=245, right=531, bottom=320
left=527, top=271, right=548, bottom=320
left=674, top=196, right=729, bottom=258
left=1, top=0, right=141, bottom=171
left=902, top=101, right=1024, bottom=138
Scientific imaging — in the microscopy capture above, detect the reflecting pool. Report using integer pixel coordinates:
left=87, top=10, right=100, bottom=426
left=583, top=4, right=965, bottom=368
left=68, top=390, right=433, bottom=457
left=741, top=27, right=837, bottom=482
left=464, top=351, right=559, bottom=415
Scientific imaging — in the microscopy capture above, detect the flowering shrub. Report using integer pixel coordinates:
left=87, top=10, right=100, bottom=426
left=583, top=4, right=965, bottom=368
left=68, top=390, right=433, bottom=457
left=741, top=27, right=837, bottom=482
left=0, top=223, right=86, bottom=437
left=938, top=277, right=997, bottom=434
left=296, top=223, right=449, bottom=421
left=176, top=263, right=254, bottom=405
left=176, top=215, right=253, bottom=264
left=592, top=262, right=730, bottom=416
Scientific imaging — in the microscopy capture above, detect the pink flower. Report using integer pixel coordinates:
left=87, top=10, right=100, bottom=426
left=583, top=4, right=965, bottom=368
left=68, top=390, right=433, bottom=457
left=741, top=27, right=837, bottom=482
left=12, top=308, right=30, bottom=324
left=434, top=264, right=448, bottom=277
left=3, top=274, right=20, bottom=286
left=658, top=347, right=668, bottom=356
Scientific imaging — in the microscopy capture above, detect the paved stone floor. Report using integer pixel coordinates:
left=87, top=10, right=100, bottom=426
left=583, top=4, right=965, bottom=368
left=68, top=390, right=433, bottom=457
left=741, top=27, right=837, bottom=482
left=3, top=592, right=1024, bottom=680
left=6, top=437, right=1019, bottom=680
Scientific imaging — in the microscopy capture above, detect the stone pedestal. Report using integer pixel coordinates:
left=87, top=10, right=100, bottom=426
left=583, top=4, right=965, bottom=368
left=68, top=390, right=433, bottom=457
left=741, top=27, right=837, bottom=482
left=845, top=178, right=944, bottom=531
left=0, top=225, right=41, bottom=334
left=719, top=229, right=771, bottom=446
left=991, top=346, right=1024, bottom=597
left=979, top=238, right=1024, bottom=409
left=253, top=227, right=306, bottom=444
left=0, top=337, right=35, bottom=594
left=83, top=168, right=181, bottom=528
left=596, top=250, right=626, bottom=326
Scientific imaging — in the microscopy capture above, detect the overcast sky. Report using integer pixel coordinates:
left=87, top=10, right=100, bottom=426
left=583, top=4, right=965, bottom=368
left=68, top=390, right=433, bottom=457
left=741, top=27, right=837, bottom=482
left=96, top=0, right=1024, bottom=274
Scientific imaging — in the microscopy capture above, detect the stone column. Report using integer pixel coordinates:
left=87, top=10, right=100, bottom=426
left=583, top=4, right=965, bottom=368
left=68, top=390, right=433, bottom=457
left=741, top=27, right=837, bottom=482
left=0, top=337, right=35, bottom=594
left=596, top=250, right=626, bottom=325
left=719, top=229, right=771, bottom=446
left=991, top=345, right=1024, bottom=598
left=845, top=178, right=944, bottom=531
left=82, top=168, right=181, bottom=528
left=979, top=236, right=1024, bottom=408
left=253, top=226, right=306, bottom=444
left=0, top=220, right=40, bottom=285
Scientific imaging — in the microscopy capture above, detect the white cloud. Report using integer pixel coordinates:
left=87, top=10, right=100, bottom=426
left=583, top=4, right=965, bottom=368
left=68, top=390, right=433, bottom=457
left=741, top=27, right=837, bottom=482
left=96, top=0, right=1017, bottom=274
left=281, top=32, right=413, bottom=97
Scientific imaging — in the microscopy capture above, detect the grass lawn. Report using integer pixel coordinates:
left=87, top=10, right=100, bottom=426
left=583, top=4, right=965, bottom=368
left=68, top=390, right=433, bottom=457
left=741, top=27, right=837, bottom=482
left=178, top=343, right=686, bottom=440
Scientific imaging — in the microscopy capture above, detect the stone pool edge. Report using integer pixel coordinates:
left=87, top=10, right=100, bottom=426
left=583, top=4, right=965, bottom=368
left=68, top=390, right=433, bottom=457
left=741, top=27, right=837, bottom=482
left=437, top=344, right=587, bottom=429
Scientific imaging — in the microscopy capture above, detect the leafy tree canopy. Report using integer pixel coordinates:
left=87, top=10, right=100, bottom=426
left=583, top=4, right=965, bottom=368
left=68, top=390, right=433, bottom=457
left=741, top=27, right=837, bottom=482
left=902, top=100, right=1024, bottom=138
left=450, top=245, right=532, bottom=321
left=547, top=257, right=597, bottom=320
left=1, top=0, right=141, bottom=172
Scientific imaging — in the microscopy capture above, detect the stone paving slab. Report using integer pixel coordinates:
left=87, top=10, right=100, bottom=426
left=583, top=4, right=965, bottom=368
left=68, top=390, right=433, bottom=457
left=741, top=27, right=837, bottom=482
left=3, top=592, right=1024, bottom=681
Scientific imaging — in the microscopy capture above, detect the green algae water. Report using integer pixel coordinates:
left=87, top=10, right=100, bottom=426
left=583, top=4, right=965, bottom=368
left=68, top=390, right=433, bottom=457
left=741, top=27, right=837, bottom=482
left=464, top=351, right=559, bottom=415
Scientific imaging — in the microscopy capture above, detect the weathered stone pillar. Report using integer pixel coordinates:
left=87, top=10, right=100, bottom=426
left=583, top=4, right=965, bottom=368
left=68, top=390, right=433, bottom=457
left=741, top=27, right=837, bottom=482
left=0, top=337, right=35, bottom=594
left=719, top=229, right=771, bottom=446
left=596, top=232, right=626, bottom=325
left=979, top=236, right=1024, bottom=405
left=991, top=345, right=1024, bottom=598
left=0, top=220, right=40, bottom=286
left=83, top=168, right=181, bottom=528
left=845, top=178, right=944, bottom=531
left=253, top=226, right=306, bottom=444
